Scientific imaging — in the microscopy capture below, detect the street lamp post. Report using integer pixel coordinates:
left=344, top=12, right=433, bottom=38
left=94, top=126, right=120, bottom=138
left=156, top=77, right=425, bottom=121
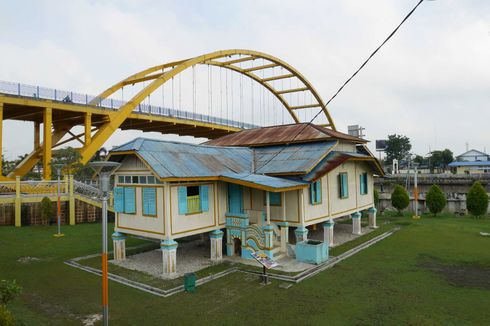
left=89, top=161, right=120, bottom=326
left=53, top=164, right=64, bottom=238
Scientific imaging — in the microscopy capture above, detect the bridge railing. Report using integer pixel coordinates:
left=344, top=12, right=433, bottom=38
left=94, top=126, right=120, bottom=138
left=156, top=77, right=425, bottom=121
left=0, top=80, right=258, bottom=129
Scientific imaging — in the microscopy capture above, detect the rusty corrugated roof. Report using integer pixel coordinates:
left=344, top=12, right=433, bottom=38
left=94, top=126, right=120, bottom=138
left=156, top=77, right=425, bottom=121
left=204, top=123, right=367, bottom=147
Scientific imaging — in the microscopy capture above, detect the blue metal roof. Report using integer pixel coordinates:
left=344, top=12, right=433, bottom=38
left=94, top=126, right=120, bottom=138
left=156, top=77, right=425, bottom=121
left=253, top=141, right=337, bottom=174
left=448, top=161, right=490, bottom=167
left=109, top=137, right=378, bottom=190
left=112, top=138, right=252, bottom=178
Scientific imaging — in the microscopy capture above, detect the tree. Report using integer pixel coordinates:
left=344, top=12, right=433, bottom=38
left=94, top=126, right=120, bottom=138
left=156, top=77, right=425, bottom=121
left=426, top=185, right=446, bottom=216
left=385, top=134, right=412, bottom=165
left=374, top=188, right=380, bottom=208
left=413, top=155, right=426, bottom=165
left=40, top=197, right=53, bottom=225
left=466, top=181, right=489, bottom=218
left=391, top=185, right=409, bottom=215
left=0, top=280, right=21, bottom=326
left=429, top=149, right=453, bottom=173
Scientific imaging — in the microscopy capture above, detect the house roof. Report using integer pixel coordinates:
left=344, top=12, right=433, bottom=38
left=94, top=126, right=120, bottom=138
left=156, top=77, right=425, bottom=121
left=108, top=129, right=381, bottom=191
left=448, top=161, right=490, bottom=167
left=302, top=151, right=384, bottom=182
left=204, top=123, right=367, bottom=147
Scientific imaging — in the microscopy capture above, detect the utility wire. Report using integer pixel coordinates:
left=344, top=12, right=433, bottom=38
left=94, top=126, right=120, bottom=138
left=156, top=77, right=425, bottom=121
left=254, top=0, right=426, bottom=174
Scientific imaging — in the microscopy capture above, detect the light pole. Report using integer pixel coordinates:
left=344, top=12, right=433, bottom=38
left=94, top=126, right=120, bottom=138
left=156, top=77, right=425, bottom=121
left=53, top=164, right=64, bottom=238
left=89, top=161, right=120, bottom=326
left=412, top=162, right=420, bottom=219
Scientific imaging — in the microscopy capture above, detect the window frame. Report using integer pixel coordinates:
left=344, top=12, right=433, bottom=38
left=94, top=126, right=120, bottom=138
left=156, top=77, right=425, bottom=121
left=310, top=180, right=322, bottom=205
left=339, top=172, right=349, bottom=199
left=264, top=192, right=282, bottom=206
left=141, top=186, right=157, bottom=217
left=360, top=172, right=368, bottom=195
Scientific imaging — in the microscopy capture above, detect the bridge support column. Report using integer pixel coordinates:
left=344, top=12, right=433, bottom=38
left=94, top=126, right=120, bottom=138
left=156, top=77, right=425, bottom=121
left=15, top=176, right=21, bottom=227
left=351, top=212, right=362, bottom=235
left=112, top=232, right=127, bottom=261
left=43, top=107, right=52, bottom=180
left=210, top=229, right=224, bottom=261
left=69, top=175, right=75, bottom=225
left=84, top=112, right=92, bottom=145
left=34, top=121, right=40, bottom=150
left=161, top=239, right=178, bottom=276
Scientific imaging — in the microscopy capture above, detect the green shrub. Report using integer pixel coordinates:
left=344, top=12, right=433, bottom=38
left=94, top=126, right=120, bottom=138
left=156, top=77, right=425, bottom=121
left=466, top=181, right=489, bottom=218
left=0, top=305, right=14, bottom=326
left=0, top=280, right=21, bottom=306
left=426, top=185, right=446, bottom=216
left=374, top=189, right=380, bottom=208
left=391, top=185, right=409, bottom=215
left=40, top=197, right=52, bottom=225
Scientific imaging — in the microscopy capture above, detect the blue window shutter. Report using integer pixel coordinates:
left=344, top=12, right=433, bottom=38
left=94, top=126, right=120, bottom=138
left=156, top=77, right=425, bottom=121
left=142, top=188, right=156, bottom=215
left=359, top=174, right=364, bottom=194
left=200, top=185, right=209, bottom=212
left=343, top=174, right=349, bottom=197
left=364, top=173, right=368, bottom=194
left=309, top=183, right=315, bottom=204
left=315, top=181, right=322, bottom=203
left=114, top=187, right=124, bottom=212
left=124, top=187, right=136, bottom=213
left=269, top=192, right=281, bottom=205
left=178, top=186, right=187, bottom=215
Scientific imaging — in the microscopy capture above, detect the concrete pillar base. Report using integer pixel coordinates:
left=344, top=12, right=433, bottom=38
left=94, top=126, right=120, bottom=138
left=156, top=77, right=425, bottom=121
left=295, top=226, right=308, bottom=243
left=351, top=212, right=362, bottom=235
left=368, top=207, right=378, bottom=229
left=161, top=239, right=178, bottom=275
left=112, top=232, right=127, bottom=261
left=210, top=229, right=224, bottom=261
left=323, top=219, right=334, bottom=247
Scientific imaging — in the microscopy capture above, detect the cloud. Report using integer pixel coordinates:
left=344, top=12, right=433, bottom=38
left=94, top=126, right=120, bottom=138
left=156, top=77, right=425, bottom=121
left=0, top=0, right=489, bottom=160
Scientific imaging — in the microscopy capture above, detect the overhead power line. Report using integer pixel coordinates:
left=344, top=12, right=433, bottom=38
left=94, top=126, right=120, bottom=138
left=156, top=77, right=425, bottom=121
left=255, top=0, right=427, bottom=174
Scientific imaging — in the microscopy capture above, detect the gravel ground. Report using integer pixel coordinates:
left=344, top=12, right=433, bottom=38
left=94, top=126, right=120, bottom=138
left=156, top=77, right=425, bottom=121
left=111, top=240, right=215, bottom=280
left=111, top=221, right=373, bottom=277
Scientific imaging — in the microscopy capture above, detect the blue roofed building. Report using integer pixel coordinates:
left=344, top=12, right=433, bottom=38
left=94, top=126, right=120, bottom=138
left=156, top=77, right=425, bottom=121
left=107, top=123, right=384, bottom=275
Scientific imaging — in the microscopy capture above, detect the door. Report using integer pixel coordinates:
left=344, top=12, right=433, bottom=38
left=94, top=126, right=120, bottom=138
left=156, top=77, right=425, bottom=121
left=227, top=184, right=243, bottom=214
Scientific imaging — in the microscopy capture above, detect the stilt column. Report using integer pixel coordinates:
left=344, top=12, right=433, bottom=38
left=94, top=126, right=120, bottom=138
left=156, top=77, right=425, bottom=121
left=351, top=212, right=362, bottom=235
left=278, top=222, right=289, bottom=253
left=161, top=239, right=178, bottom=276
left=210, top=229, right=224, bottom=261
left=295, top=226, right=308, bottom=243
left=112, top=232, right=127, bottom=261
left=368, top=207, right=378, bottom=228
left=323, top=219, right=334, bottom=246
left=263, top=224, right=274, bottom=258
left=226, top=228, right=234, bottom=256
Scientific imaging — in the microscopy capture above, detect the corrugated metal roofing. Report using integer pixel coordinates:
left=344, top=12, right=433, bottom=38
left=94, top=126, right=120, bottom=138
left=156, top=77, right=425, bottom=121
left=448, top=161, right=490, bottom=167
left=204, top=123, right=367, bottom=147
left=302, top=151, right=384, bottom=181
left=220, top=172, right=308, bottom=190
left=254, top=141, right=337, bottom=174
left=112, top=138, right=252, bottom=178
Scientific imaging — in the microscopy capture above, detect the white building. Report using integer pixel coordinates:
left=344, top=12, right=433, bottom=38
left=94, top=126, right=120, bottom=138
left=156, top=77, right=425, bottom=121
left=107, top=124, right=384, bottom=276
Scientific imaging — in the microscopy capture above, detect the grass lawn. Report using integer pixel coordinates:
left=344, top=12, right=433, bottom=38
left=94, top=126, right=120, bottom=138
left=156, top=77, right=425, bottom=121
left=2, top=213, right=490, bottom=325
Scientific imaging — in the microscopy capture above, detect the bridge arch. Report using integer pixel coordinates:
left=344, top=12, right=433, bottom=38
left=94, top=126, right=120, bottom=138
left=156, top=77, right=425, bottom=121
left=90, top=49, right=336, bottom=130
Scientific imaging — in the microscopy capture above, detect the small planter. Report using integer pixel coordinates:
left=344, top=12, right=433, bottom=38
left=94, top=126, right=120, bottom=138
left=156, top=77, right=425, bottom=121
left=295, top=240, right=328, bottom=265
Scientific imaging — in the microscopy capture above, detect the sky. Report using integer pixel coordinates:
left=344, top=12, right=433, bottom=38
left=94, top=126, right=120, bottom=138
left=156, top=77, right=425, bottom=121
left=0, top=0, right=489, bottom=160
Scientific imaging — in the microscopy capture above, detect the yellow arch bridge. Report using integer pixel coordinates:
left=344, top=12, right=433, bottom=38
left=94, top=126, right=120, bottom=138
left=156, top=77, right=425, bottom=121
left=0, top=49, right=336, bottom=181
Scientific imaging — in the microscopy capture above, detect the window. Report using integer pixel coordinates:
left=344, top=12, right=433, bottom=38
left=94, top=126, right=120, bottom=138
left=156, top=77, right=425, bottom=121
left=178, top=185, right=209, bottom=215
left=360, top=173, right=368, bottom=195
left=142, top=187, right=157, bottom=216
left=116, top=175, right=160, bottom=184
left=264, top=192, right=281, bottom=206
left=310, top=180, right=322, bottom=205
left=113, top=186, right=136, bottom=214
left=339, top=173, right=348, bottom=199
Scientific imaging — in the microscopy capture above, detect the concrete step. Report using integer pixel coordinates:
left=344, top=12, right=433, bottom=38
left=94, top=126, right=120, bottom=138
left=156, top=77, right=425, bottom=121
left=274, top=253, right=286, bottom=261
